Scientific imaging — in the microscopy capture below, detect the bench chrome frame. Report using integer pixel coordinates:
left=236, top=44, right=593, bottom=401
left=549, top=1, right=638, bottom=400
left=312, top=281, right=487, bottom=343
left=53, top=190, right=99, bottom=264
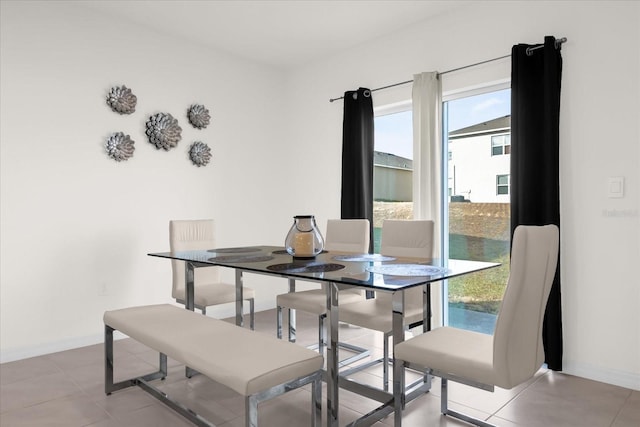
left=105, top=325, right=322, bottom=427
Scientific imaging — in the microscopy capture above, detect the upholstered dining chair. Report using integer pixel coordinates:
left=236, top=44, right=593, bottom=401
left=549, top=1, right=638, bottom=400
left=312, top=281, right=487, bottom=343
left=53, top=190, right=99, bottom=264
left=169, top=219, right=256, bottom=330
left=338, top=219, right=434, bottom=390
left=393, top=224, right=560, bottom=427
left=276, top=219, right=370, bottom=359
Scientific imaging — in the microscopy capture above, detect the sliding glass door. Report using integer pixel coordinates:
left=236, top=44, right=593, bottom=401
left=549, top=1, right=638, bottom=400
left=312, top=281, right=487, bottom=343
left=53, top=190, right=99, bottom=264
left=373, top=86, right=510, bottom=334
left=443, top=87, right=511, bottom=334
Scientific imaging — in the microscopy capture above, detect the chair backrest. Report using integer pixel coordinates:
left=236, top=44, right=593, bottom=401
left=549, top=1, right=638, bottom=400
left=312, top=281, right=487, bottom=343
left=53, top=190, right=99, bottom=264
left=492, top=224, right=559, bottom=389
left=378, top=220, right=434, bottom=305
left=380, top=219, right=434, bottom=259
left=325, top=219, right=370, bottom=253
left=169, top=219, right=220, bottom=299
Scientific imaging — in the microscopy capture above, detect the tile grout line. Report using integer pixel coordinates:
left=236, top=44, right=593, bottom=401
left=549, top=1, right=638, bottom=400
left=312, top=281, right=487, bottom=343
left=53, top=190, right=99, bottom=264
left=607, top=388, right=634, bottom=427
left=486, top=370, right=550, bottom=423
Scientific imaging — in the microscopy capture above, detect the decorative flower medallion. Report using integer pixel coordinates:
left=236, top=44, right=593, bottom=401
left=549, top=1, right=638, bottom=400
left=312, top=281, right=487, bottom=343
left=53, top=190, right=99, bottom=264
left=187, top=104, right=211, bottom=129
left=145, top=113, right=182, bottom=150
left=189, top=141, right=212, bottom=167
left=106, top=85, right=137, bottom=114
left=105, top=132, right=135, bottom=161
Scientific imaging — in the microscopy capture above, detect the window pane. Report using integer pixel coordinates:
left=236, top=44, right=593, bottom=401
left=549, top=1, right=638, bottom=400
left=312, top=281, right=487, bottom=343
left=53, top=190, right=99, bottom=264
left=373, top=110, right=413, bottom=253
left=446, top=88, right=511, bottom=335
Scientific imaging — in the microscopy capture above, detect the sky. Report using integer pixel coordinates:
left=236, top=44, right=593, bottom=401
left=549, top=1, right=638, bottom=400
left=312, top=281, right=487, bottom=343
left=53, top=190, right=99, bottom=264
left=374, top=88, right=510, bottom=160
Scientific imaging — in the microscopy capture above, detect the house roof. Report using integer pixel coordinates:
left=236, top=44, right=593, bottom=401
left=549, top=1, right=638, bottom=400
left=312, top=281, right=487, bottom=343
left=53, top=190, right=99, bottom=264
left=374, top=115, right=509, bottom=165
left=449, top=115, right=510, bottom=139
left=374, top=151, right=413, bottom=169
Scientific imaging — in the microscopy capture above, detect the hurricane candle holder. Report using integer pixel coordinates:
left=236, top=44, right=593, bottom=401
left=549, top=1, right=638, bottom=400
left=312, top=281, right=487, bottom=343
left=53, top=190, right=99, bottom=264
left=285, top=215, right=324, bottom=259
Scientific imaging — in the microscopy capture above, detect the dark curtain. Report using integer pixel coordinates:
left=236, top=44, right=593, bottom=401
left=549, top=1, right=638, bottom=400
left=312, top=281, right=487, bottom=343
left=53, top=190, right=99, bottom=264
left=341, top=87, right=374, bottom=254
left=511, top=36, right=563, bottom=370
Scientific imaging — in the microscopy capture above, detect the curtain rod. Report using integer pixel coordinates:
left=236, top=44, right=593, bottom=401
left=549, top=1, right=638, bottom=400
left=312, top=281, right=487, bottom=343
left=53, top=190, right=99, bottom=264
left=328, top=37, right=567, bottom=103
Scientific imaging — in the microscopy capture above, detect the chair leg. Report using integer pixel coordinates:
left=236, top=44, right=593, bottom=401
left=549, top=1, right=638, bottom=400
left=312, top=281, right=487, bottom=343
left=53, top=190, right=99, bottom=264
left=312, top=373, right=322, bottom=427
left=277, top=306, right=283, bottom=339
left=383, top=331, right=390, bottom=391
left=393, top=360, right=406, bottom=427
left=248, top=298, right=255, bottom=330
left=318, top=314, right=326, bottom=356
left=440, top=377, right=496, bottom=427
left=288, top=308, right=297, bottom=342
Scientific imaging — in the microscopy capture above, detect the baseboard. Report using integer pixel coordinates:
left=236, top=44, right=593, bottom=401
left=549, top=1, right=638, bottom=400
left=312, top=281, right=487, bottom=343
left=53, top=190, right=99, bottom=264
left=563, top=361, right=640, bottom=391
left=0, top=331, right=127, bottom=364
left=1, top=302, right=274, bottom=364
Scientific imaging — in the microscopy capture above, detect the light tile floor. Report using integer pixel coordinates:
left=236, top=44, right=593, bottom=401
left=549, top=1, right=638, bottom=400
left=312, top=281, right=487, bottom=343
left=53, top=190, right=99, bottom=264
left=1, top=308, right=638, bottom=426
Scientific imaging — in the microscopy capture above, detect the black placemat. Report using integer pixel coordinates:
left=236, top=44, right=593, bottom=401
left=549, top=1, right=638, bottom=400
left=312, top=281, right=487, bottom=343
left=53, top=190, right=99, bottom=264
left=266, top=262, right=345, bottom=273
left=207, top=255, right=274, bottom=263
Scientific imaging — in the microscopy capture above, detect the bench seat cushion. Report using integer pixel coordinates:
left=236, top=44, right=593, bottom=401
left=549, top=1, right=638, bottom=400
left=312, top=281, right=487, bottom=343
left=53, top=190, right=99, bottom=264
left=104, top=304, right=323, bottom=396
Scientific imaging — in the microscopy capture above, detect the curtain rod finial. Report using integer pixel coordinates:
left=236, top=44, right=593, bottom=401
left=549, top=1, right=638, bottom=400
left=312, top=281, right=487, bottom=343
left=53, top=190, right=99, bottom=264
left=555, top=37, right=567, bottom=48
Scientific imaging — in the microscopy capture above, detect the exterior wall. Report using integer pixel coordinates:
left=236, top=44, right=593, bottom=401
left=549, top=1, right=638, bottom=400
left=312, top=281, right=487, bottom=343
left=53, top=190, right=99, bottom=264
left=374, top=165, right=412, bottom=201
left=448, top=132, right=511, bottom=202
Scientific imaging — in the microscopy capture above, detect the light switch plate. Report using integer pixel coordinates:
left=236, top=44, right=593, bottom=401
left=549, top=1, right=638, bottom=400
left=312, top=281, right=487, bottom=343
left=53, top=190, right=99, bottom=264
left=608, top=176, right=624, bottom=198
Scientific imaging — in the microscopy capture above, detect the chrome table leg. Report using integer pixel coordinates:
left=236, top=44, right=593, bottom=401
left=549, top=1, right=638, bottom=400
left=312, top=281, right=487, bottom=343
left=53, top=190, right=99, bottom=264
left=326, top=281, right=340, bottom=427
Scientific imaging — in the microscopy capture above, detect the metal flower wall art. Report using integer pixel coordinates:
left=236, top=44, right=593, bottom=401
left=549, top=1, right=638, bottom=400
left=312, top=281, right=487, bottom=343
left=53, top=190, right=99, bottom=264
left=145, top=112, right=182, bottom=150
left=106, top=85, right=137, bottom=115
left=102, top=84, right=215, bottom=166
left=105, top=132, right=135, bottom=162
left=189, top=141, right=212, bottom=167
left=187, top=104, right=210, bottom=129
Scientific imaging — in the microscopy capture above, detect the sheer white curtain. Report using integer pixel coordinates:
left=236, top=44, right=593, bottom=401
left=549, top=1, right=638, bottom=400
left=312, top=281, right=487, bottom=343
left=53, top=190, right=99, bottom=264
left=412, top=72, right=442, bottom=259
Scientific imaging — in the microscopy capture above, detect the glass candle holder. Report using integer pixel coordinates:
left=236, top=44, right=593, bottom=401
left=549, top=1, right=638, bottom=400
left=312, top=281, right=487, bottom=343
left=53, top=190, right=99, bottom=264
left=285, top=215, right=324, bottom=258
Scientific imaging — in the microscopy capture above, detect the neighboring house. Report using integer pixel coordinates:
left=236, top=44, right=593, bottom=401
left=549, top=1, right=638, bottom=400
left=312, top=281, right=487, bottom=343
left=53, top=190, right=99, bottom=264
left=448, top=115, right=511, bottom=203
left=373, top=151, right=413, bottom=202
left=374, top=115, right=511, bottom=204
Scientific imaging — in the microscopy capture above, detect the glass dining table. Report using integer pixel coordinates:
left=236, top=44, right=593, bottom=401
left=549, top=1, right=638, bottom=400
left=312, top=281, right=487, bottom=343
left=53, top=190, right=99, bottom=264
left=148, top=245, right=498, bottom=427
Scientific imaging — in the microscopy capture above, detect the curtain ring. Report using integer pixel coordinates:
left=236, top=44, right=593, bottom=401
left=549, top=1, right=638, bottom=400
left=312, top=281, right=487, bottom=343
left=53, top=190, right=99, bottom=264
left=352, top=92, right=358, bottom=100
left=363, top=89, right=371, bottom=97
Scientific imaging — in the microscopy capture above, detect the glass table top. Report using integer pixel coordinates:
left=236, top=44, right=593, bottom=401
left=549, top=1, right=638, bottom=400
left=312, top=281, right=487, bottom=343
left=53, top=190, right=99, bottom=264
left=149, top=245, right=499, bottom=292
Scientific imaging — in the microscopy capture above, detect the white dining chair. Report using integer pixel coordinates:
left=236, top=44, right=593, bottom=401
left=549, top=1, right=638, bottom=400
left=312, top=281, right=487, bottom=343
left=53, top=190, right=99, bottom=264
left=338, top=219, right=434, bottom=390
left=393, top=224, right=559, bottom=427
left=170, top=219, right=255, bottom=329
left=276, top=219, right=370, bottom=361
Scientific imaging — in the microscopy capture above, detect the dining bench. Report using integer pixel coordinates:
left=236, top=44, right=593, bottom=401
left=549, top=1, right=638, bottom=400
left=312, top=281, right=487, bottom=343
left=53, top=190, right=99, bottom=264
left=104, top=304, right=323, bottom=427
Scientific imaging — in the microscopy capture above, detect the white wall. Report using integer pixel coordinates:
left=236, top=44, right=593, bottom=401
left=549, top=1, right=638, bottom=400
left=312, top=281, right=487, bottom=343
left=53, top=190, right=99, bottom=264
left=1, top=0, right=639, bottom=392
left=0, top=1, right=296, bottom=361
left=284, top=1, right=640, bottom=390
